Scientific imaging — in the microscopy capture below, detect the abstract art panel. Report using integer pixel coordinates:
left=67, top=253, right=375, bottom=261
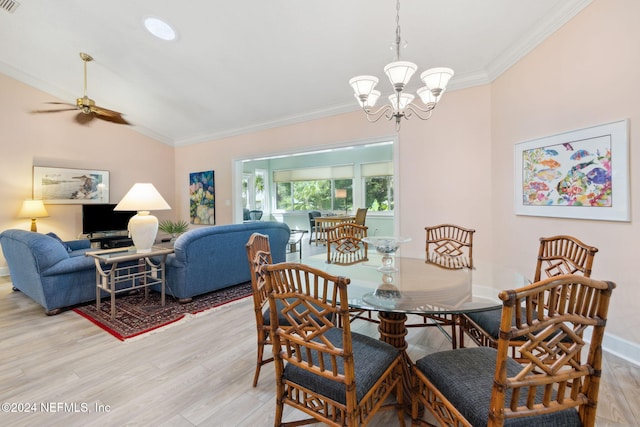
left=189, top=170, right=215, bottom=225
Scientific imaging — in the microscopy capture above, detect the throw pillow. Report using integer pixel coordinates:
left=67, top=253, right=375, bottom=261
left=46, top=232, right=72, bottom=253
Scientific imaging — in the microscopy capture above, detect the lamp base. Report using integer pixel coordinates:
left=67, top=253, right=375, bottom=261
left=128, top=211, right=158, bottom=253
left=30, top=219, right=38, bottom=232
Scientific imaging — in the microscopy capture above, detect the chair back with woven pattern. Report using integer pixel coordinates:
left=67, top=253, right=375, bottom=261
left=245, top=232, right=273, bottom=387
left=490, top=274, right=615, bottom=426
left=326, top=223, right=368, bottom=265
left=265, top=262, right=405, bottom=426
left=425, top=224, right=475, bottom=269
left=535, top=235, right=598, bottom=281
left=354, top=207, right=368, bottom=226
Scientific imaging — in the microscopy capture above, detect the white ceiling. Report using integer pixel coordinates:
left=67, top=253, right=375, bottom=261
left=0, top=0, right=591, bottom=146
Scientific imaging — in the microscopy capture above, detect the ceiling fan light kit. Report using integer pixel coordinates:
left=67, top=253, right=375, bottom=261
left=349, top=0, right=453, bottom=130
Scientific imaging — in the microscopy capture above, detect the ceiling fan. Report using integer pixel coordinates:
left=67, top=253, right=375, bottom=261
left=32, top=52, right=130, bottom=125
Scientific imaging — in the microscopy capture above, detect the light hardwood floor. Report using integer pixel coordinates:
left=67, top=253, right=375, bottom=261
left=1, top=241, right=639, bottom=426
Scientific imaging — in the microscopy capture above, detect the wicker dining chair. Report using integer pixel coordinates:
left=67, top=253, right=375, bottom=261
left=459, top=235, right=598, bottom=356
left=425, top=224, right=475, bottom=270
left=325, top=222, right=377, bottom=325
left=326, top=223, right=368, bottom=265
left=411, top=274, right=615, bottom=427
left=408, top=224, right=476, bottom=348
left=264, top=262, right=406, bottom=427
left=245, top=232, right=277, bottom=387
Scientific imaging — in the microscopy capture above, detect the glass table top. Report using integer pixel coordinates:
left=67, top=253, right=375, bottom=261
left=302, top=253, right=529, bottom=315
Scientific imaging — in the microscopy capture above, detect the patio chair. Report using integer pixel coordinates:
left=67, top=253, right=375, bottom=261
left=249, top=209, right=263, bottom=220
left=354, top=207, right=368, bottom=226
left=307, top=210, right=321, bottom=245
left=264, top=261, right=405, bottom=426
left=411, top=274, right=615, bottom=427
left=460, top=235, right=598, bottom=359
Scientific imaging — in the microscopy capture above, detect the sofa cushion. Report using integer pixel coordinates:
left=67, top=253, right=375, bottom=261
left=46, top=232, right=72, bottom=253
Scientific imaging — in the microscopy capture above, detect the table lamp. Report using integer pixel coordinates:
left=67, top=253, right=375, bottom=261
left=335, top=189, right=347, bottom=215
left=114, top=183, right=171, bottom=253
left=18, top=199, right=49, bottom=232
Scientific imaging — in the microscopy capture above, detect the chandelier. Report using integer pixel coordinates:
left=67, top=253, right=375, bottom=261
left=349, top=0, right=454, bottom=129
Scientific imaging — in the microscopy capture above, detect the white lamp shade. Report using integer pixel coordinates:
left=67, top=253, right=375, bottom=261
left=383, top=61, right=417, bottom=87
left=18, top=200, right=49, bottom=219
left=417, top=86, right=444, bottom=105
left=420, top=67, right=454, bottom=92
left=335, top=189, right=347, bottom=198
left=114, top=183, right=171, bottom=212
left=355, top=90, right=380, bottom=108
left=389, top=92, right=414, bottom=111
left=114, top=183, right=170, bottom=253
left=349, top=75, right=379, bottom=97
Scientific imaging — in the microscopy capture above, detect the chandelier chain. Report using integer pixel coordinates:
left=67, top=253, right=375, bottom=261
left=394, top=0, right=401, bottom=61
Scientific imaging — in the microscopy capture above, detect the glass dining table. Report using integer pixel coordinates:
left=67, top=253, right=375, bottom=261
left=302, top=251, right=529, bottom=399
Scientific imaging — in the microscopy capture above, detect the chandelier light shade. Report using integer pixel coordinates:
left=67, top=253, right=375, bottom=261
left=349, top=0, right=454, bottom=129
left=18, top=199, right=49, bottom=232
left=114, top=183, right=171, bottom=253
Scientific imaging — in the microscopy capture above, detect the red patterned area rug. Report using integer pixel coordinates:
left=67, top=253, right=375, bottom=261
left=73, top=282, right=252, bottom=341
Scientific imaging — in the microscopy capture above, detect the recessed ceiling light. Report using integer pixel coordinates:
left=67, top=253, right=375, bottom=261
left=144, top=17, right=177, bottom=41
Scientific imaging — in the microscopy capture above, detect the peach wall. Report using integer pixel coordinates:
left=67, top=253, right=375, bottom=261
left=0, top=74, right=176, bottom=268
left=491, top=0, right=640, bottom=345
left=174, top=85, right=493, bottom=262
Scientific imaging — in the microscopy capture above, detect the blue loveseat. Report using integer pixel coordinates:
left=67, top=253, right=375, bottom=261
left=0, top=229, right=96, bottom=315
left=162, top=221, right=290, bottom=302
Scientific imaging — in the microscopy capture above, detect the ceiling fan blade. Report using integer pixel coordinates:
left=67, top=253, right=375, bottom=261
left=91, top=105, right=131, bottom=125
left=45, top=101, right=77, bottom=107
left=31, top=107, right=78, bottom=114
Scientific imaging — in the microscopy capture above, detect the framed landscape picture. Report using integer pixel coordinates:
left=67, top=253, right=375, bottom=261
left=514, top=120, right=629, bottom=221
left=189, top=170, right=215, bottom=225
left=33, top=166, right=109, bottom=204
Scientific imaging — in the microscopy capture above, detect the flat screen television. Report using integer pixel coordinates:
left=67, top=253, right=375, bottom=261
left=82, top=204, right=136, bottom=235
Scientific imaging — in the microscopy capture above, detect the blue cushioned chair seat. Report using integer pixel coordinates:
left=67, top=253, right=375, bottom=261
left=262, top=299, right=291, bottom=326
left=465, top=308, right=504, bottom=340
left=282, top=327, right=398, bottom=405
left=415, top=347, right=580, bottom=427
left=466, top=308, right=569, bottom=344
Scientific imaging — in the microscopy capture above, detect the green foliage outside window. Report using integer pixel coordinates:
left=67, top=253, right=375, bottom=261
left=275, top=176, right=393, bottom=212
left=365, top=176, right=394, bottom=211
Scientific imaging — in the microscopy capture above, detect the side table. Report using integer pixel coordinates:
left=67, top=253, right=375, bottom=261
left=86, top=245, right=174, bottom=319
left=287, top=229, right=308, bottom=259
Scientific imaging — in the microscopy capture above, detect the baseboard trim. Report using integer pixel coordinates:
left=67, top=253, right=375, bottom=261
left=584, top=329, right=640, bottom=367
left=0, top=267, right=9, bottom=277
left=602, top=333, right=640, bottom=367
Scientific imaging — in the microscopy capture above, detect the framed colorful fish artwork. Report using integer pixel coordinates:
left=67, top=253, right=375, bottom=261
left=514, top=119, right=629, bottom=221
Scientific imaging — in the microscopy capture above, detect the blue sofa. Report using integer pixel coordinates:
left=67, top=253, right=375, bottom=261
left=162, top=221, right=290, bottom=302
left=0, top=229, right=96, bottom=315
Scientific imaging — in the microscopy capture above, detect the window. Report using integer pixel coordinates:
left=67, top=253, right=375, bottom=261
left=275, top=179, right=353, bottom=211
left=362, top=162, right=394, bottom=212
left=274, top=166, right=354, bottom=212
